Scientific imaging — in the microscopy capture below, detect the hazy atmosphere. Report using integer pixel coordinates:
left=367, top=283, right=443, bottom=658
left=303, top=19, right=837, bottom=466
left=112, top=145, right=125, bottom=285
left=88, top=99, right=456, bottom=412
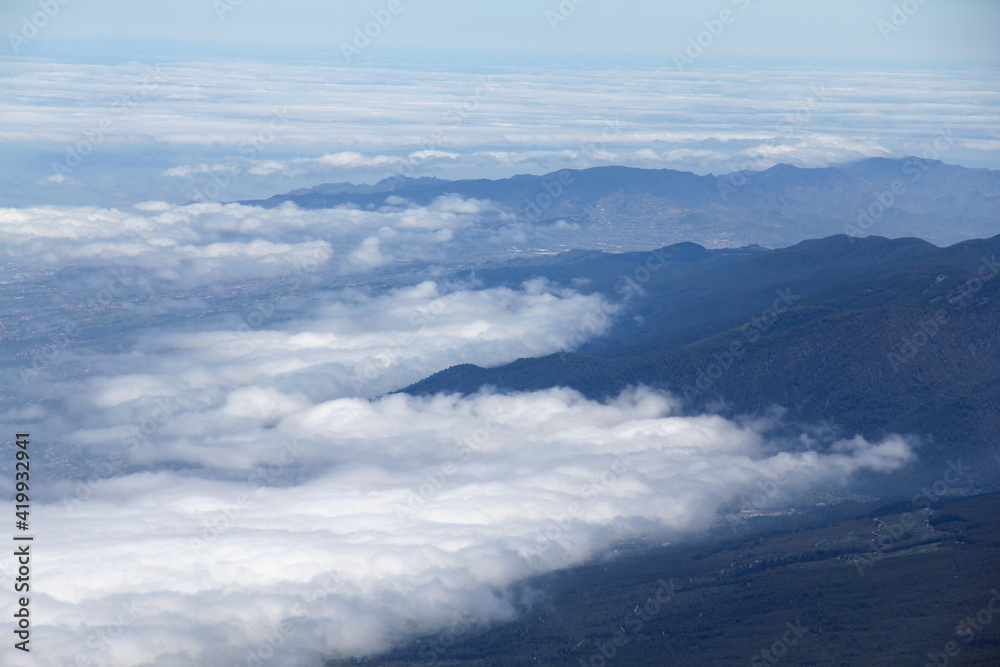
left=1, top=1, right=998, bottom=665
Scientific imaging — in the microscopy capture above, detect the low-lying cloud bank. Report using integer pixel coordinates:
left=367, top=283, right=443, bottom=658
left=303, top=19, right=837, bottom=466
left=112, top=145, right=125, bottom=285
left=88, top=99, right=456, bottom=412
left=0, top=196, right=529, bottom=290
left=4, top=59, right=998, bottom=207
left=4, top=307, right=917, bottom=666
left=3, top=386, right=914, bottom=666
left=0, top=197, right=917, bottom=663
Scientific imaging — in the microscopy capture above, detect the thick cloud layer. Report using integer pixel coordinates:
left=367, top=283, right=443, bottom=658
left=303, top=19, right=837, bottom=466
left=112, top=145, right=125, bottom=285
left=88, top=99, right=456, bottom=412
left=0, top=196, right=530, bottom=289
left=0, top=387, right=913, bottom=666
left=3, top=59, right=997, bottom=206
left=0, top=269, right=915, bottom=665
left=31, top=278, right=619, bottom=436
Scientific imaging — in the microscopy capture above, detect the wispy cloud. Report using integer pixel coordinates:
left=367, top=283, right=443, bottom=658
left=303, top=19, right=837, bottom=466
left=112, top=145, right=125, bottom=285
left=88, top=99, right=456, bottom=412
left=2, top=59, right=996, bottom=206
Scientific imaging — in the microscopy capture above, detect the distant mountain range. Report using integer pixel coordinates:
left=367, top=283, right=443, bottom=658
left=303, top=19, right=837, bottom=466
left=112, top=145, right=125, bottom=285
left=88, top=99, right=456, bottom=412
left=401, top=234, right=1000, bottom=493
left=241, top=158, right=1000, bottom=248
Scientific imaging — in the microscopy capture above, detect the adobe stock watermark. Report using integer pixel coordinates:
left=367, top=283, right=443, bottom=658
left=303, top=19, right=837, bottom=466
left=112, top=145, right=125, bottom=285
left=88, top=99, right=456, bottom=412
left=61, top=397, right=176, bottom=516
left=553, top=294, right=619, bottom=363
left=415, top=608, right=477, bottom=663
left=381, top=75, right=502, bottom=190
left=213, top=0, right=245, bottom=21
left=546, top=0, right=592, bottom=32
left=522, top=170, right=575, bottom=224
left=717, top=83, right=830, bottom=202
left=853, top=458, right=971, bottom=576
left=51, top=66, right=163, bottom=182
left=749, top=620, right=809, bottom=666
left=945, top=255, right=1000, bottom=310
left=682, top=288, right=799, bottom=401
left=234, top=573, right=346, bottom=667
left=393, top=407, right=508, bottom=523
left=350, top=290, right=462, bottom=395
left=877, top=0, right=932, bottom=39
left=724, top=420, right=839, bottom=536
left=20, top=268, right=135, bottom=384
left=188, top=438, right=306, bottom=552
left=521, top=118, right=622, bottom=224
left=925, top=589, right=1000, bottom=667
left=69, top=601, right=144, bottom=667
left=577, top=579, right=676, bottom=667
left=185, top=107, right=290, bottom=204
left=222, top=250, right=329, bottom=355
left=673, top=0, right=752, bottom=70
left=524, top=451, right=632, bottom=559
left=340, top=0, right=411, bottom=63
left=555, top=244, right=674, bottom=360
left=887, top=254, right=998, bottom=372
left=7, top=0, right=72, bottom=54
left=845, top=127, right=953, bottom=239
left=886, top=308, right=949, bottom=373
left=558, top=242, right=732, bottom=364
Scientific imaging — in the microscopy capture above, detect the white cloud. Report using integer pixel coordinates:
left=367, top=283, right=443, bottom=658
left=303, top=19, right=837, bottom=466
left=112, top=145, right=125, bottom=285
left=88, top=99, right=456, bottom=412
left=0, top=196, right=531, bottom=288
left=163, top=163, right=236, bottom=178
left=0, top=263, right=915, bottom=665
left=0, top=386, right=914, bottom=666
left=3, top=60, right=996, bottom=207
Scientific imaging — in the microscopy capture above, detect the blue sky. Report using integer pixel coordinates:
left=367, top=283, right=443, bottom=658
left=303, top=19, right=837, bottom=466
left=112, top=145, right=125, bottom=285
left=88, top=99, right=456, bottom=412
left=3, top=0, right=999, bottom=62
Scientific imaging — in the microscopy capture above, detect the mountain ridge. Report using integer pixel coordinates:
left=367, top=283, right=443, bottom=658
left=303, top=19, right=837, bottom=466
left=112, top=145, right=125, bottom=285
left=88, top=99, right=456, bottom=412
left=401, top=233, right=1000, bottom=492
left=238, top=158, right=1000, bottom=248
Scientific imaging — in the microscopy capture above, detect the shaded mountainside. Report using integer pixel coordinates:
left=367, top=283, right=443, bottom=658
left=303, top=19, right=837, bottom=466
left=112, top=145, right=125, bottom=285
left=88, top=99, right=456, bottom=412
left=403, top=234, right=1000, bottom=488
left=241, top=159, right=1000, bottom=248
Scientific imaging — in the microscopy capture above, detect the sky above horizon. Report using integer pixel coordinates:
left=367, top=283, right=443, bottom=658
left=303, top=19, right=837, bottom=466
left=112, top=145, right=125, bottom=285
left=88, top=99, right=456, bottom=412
left=2, top=0, right=999, bottom=61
